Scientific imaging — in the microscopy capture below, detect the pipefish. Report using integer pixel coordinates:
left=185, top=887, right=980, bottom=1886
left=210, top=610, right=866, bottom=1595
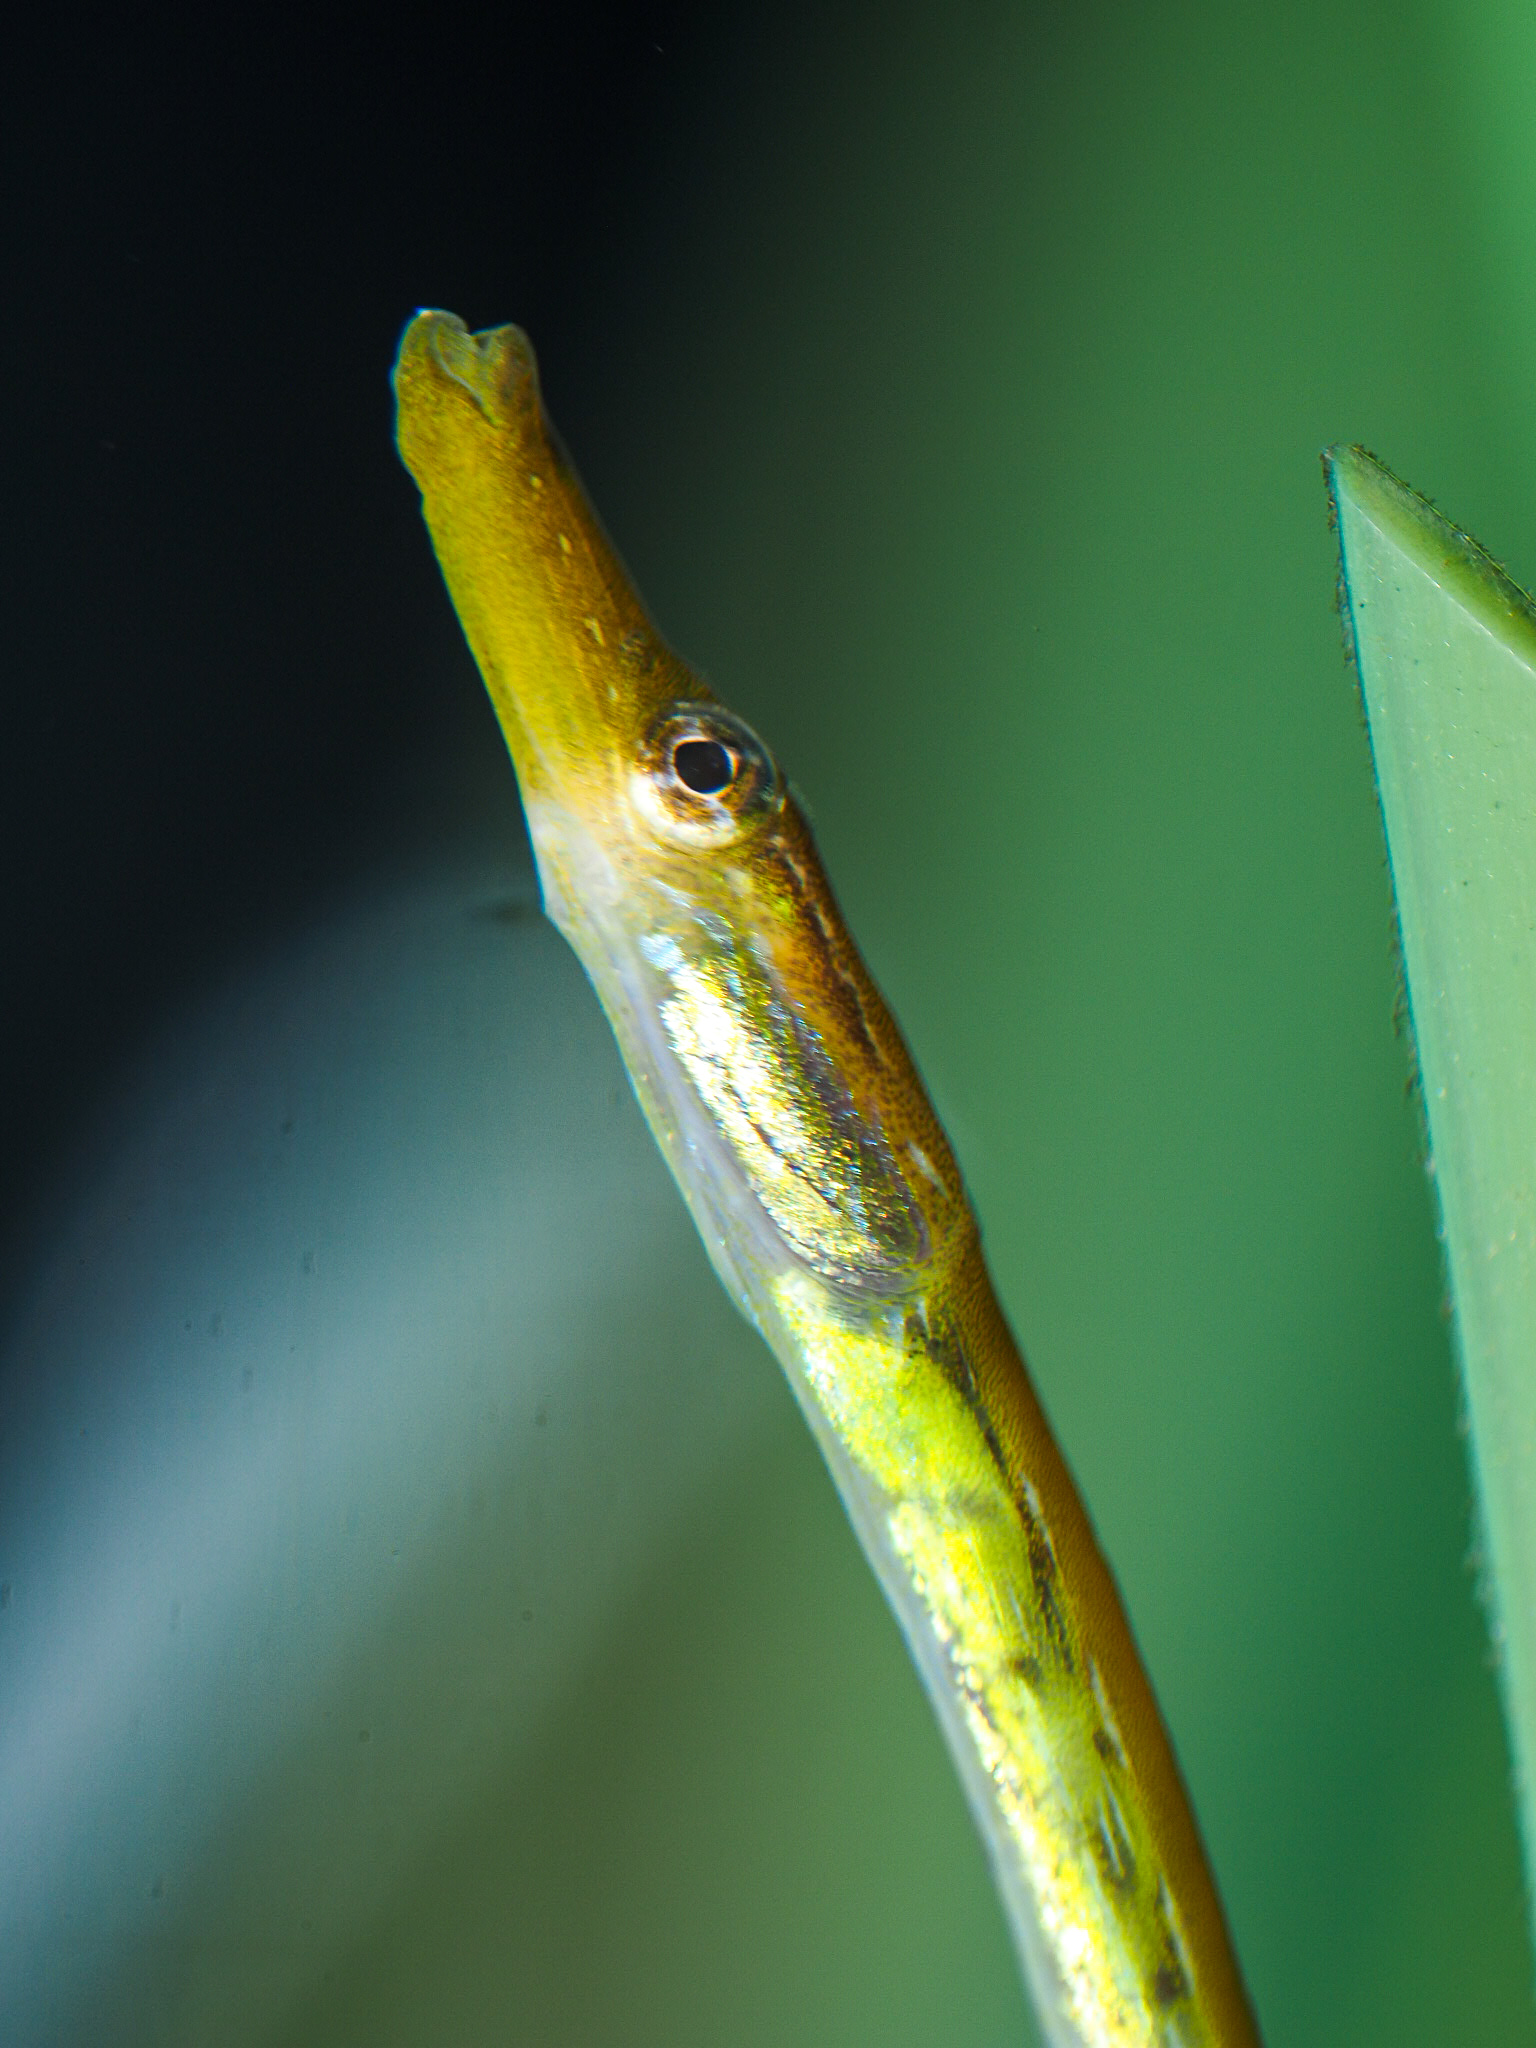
left=392, top=311, right=1262, bottom=2048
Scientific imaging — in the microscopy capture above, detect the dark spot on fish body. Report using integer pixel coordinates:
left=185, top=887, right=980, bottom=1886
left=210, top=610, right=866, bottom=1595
left=1092, top=1725, right=1125, bottom=1769
left=1092, top=1789, right=1137, bottom=1894
left=1018, top=1495, right=1073, bottom=1671
left=1154, top=1960, right=1190, bottom=2010
left=911, top=1301, right=977, bottom=1403
left=1010, top=1649, right=1043, bottom=1689
left=1151, top=1882, right=1193, bottom=2009
left=773, top=835, right=887, bottom=1071
left=914, top=1304, right=1018, bottom=1492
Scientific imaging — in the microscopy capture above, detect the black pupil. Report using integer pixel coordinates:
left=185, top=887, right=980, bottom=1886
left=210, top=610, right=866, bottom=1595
left=673, top=737, right=736, bottom=795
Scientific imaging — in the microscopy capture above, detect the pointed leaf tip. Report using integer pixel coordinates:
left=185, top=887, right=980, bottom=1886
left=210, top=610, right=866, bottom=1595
left=1329, top=448, right=1536, bottom=1964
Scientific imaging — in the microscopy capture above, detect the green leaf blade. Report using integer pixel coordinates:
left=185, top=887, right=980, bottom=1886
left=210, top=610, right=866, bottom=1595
left=1329, top=445, right=1536, bottom=1930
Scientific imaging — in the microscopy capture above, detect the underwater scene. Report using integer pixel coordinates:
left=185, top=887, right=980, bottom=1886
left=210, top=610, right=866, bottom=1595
left=5, top=4, right=1536, bottom=2043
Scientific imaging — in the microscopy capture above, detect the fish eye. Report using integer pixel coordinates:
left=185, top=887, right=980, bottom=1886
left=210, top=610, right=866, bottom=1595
left=636, top=703, right=783, bottom=846
left=672, top=737, right=737, bottom=795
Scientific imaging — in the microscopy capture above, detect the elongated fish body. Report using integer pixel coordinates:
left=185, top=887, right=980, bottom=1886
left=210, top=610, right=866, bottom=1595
left=392, top=313, right=1262, bottom=2048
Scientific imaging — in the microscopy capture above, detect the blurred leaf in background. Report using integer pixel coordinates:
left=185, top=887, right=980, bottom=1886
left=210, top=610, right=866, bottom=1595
left=3, top=3, right=1536, bottom=2045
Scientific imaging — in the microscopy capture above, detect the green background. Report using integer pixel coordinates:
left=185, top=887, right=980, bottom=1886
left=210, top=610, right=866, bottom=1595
left=562, top=4, right=1536, bottom=2037
left=8, top=2, right=1536, bottom=2043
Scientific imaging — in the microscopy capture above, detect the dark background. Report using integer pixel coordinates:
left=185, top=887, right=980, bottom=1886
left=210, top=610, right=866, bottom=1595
left=2, top=1, right=731, bottom=1274
left=7, top=4, right=1536, bottom=2044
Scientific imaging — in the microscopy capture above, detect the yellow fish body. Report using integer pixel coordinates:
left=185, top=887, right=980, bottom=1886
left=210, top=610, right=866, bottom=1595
left=393, top=312, right=1262, bottom=2048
